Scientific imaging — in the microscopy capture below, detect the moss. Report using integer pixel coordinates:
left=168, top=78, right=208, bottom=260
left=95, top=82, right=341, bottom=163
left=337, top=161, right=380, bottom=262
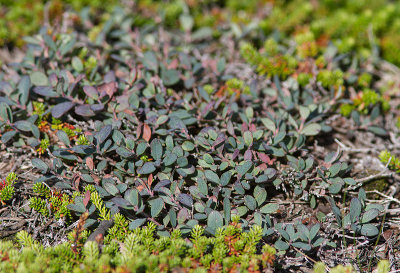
left=363, top=170, right=389, bottom=199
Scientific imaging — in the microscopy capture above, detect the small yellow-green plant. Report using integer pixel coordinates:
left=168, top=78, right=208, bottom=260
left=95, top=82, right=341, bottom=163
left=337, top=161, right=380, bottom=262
left=29, top=182, right=72, bottom=221
left=0, top=172, right=17, bottom=205
left=379, top=150, right=400, bottom=172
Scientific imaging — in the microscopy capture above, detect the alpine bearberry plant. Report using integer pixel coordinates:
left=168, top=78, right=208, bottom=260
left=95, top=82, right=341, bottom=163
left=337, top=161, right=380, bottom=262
left=0, top=0, right=400, bottom=272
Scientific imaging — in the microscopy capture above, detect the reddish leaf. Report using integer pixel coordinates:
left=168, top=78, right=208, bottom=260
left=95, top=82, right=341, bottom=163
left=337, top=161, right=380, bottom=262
left=232, top=149, right=240, bottom=160
left=244, top=149, right=252, bottom=161
left=167, top=59, right=179, bottom=69
left=241, top=123, right=248, bottom=132
left=136, top=123, right=142, bottom=139
left=143, top=123, right=151, bottom=142
left=97, top=82, right=117, bottom=98
left=83, top=190, right=91, bottom=207
left=73, top=175, right=81, bottom=190
left=258, top=163, right=268, bottom=171
left=257, top=152, right=270, bottom=163
left=86, top=157, right=94, bottom=171
left=147, top=173, right=153, bottom=188
left=257, top=152, right=276, bottom=165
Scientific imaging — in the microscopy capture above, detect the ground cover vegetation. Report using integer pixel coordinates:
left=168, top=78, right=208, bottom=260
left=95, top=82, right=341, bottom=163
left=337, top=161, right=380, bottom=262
left=0, top=0, right=400, bottom=272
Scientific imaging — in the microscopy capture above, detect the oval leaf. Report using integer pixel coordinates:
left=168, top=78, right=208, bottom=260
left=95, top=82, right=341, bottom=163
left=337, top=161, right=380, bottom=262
left=52, top=101, right=75, bottom=118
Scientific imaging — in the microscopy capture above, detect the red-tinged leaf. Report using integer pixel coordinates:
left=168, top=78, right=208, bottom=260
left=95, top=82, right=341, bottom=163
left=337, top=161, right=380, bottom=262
left=249, top=123, right=257, bottom=132
left=65, top=70, right=75, bottom=83
left=167, top=58, right=179, bottom=69
left=73, top=175, right=81, bottom=190
left=244, top=149, right=252, bottom=160
left=241, top=123, right=248, bottom=132
left=147, top=173, right=153, bottom=188
left=93, top=175, right=100, bottom=185
left=136, top=123, right=142, bottom=139
left=83, top=190, right=91, bottom=207
left=97, top=82, right=117, bottom=98
left=86, top=157, right=94, bottom=171
left=258, top=152, right=271, bottom=163
left=75, top=74, right=85, bottom=83
left=258, top=163, right=268, bottom=171
left=143, top=123, right=151, bottom=142
left=83, top=86, right=98, bottom=99
left=124, top=109, right=135, bottom=115
left=136, top=184, right=145, bottom=192
left=232, top=149, right=240, bottom=160
left=75, top=104, right=95, bottom=116
left=52, top=101, right=75, bottom=118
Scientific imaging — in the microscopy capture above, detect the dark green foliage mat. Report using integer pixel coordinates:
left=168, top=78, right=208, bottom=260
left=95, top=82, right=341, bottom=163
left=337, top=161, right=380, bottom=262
left=0, top=1, right=400, bottom=272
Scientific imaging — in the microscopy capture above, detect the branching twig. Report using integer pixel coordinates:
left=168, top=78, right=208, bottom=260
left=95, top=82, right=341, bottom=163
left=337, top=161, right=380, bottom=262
left=292, top=246, right=331, bottom=272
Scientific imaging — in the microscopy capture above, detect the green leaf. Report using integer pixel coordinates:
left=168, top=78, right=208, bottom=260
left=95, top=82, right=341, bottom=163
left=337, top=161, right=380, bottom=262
left=1, top=131, right=17, bottom=143
left=103, top=181, right=119, bottom=196
left=142, top=51, right=158, bottom=72
left=261, top=118, right=276, bottom=132
left=328, top=182, right=342, bottom=194
left=156, top=115, right=169, bottom=125
left=18, top=76, right=30, bottom=106
left=329, top=163, right=341, bottom=177
left=163, top=152, right=177, bottom=166
left=0, top=102, right=12, bottom=123
left=179, top=14, right=194, bottom=31
left=116, top=147, right=134, bottom=158
left=244, top=195, right=257, bottom=210
left=243, top=131, right=253, bottom=146
left=72, top=57, right=84, bottom=72
left=292, top=242, right=311, bottom=251
left=30, top=71, right=48, bottom=86
left=223, top=197, right=231, bottom=224
left=125, top=189, right=139, bottom=206
left=150, top=139, right=163, bottom=161
left=301, top=123, right=321, bottom=136
left=129, top=218, right=147, bottom=230
left=32, top=158, right=48, bottom=173
left=149, top=198, right=164, bottom=218
left=96, top=125, right=112, bottom=145
left=205, top=170, right=220, bottom=185
left=260, top=203, right=279, bottom=214
left=255, top=174, right=269, bottom=183
left=299, top=106, right=310, bottom=120
left=368, top=126, right=388, bottom=136
left=254, top=186, right=267, bottom=206
left=344, top=177, right=356, bottom=185
left=220, top=171, right=232, bottom=186
left=349, top=198, right=362, bottom=223
left=358, top=224, right=379, bottom=236
left=361, top=208, right=380, bottom=223
left=203, top=154, right=214, bottom=164
left=236, top=161, right=252, bottom=176
left=56, top=130, right=70, bottom=147
left=274, top=240, right=289, bottom=251
left=182, top=141, right=195, bottom=151
left=138, top=162, right=156, bottom=175
left=207, top=210, right=223, bottom=230
left=162, top=69, right=180, bottom=86
left=309, top=223, right=320, bottom=240
left=14, top=120, right=32, bottom=132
